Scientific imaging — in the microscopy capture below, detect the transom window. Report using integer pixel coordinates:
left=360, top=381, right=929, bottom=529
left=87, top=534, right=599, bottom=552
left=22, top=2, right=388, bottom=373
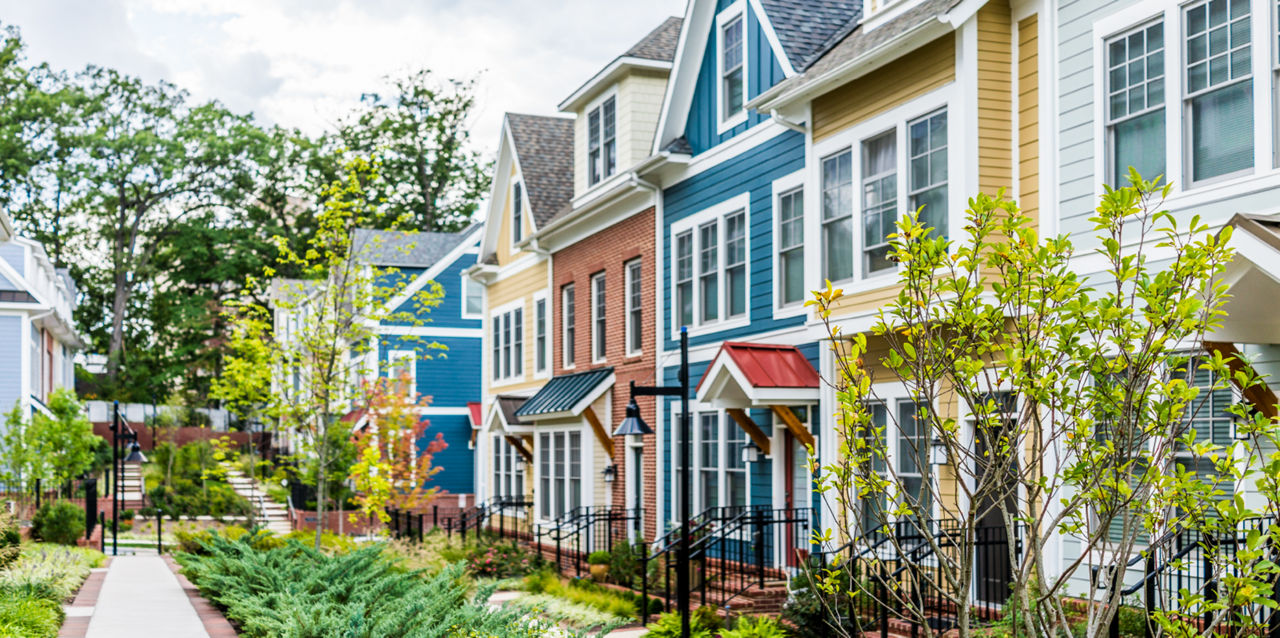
left=625, top=259, right=643, bottom=356
left=539, top=431, right=582, bottom=519
left=721, top=14, right=745, bottom=122
left=777, top=187, right=805, bottom=306
left=1184, top=0, right=1254, bottom=182
left=861, top=131, right=897, bottom=275
left=588, top=97, right=617, bottom=186
left=908, top=110, right=949, bottom=239
left=492, top=305, right=524, bottom=382
left=1107, top=22, right=1166, bottom=186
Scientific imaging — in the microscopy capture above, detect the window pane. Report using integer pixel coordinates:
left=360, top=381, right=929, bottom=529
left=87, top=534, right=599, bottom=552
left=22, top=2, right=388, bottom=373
left=862, top=131, right=897, bottom=275
left=564, top=285, right=575, bottom=366
left=908, top=111, right=948, bottom=240
left=554, top=432, right=566, bottom=516
left=676, top=232, right=694, bottom=327
left=781, top=249, right=804, bottom=305
left=725, top=212, right=746, bottom=317
left=722, top=16, right=744, bottom=118
left=513, top=308, right=523, bottom=376
left=700, top=414, right=720, bottom=509
left=821, top=151, right=853, bottom=282
left=535, top=299, right=547, bottom=372
left=1113, top=110, right=1166, bottom=187
left=1190, top=80, right=1254, bottom=181
left=603, top=98, right=617, bottom=178
left=540, top=433, right=551, bottom=518
left=700, top=222, right=719, bottom=322
left=569, top=432, right=582, bottom=511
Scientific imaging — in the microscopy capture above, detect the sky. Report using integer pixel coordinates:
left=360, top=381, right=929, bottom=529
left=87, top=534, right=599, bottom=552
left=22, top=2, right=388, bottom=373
left=1, top=0, right=687, bottom=155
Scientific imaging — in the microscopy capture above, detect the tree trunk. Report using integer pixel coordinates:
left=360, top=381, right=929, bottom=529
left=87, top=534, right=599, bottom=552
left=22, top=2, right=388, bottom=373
left=106, top=265, right=131, bottom=383
left=314, top=429, right=327, bottom=550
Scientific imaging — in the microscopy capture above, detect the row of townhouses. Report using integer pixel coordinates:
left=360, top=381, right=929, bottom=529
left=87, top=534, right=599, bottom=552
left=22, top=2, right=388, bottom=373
left=333, top=0, right=1280, bottom=614
left=0, top=210, right=84, bottom=424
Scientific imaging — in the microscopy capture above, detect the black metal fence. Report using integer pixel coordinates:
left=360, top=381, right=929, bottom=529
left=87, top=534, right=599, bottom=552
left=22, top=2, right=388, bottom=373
left=428, top=496, right=534, bottom=542
left=537, top=506, right=644, bottom=577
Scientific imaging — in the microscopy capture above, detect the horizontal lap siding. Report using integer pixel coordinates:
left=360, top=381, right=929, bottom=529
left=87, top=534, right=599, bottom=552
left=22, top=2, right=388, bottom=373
left=978, top=1, right=1014, bottom=197
left=387, top=252, right=482, bottom=330
left=661, top=131, right=807, bottom=351
left=1056, top=0, right=1113, bottom=250
left=485, top=260, right=548, bottom=396
left=0, top=316, right=19, bottom=424
left=812, top=34, right=956, bottom=143
left=421, top=414, right=474, bottom=494
left=1019, top=14, right=1040, bottom=224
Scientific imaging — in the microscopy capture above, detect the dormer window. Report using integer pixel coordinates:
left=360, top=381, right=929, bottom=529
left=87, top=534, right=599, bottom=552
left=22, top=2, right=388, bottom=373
left=512, top=182, right=523, bottom=244
left=721, top=13, right=745, bottom=121
left=588, top=96, right=616, bottom=186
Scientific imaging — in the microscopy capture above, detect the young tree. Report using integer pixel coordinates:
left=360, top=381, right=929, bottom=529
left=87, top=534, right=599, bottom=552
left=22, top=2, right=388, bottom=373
left=348, top=373, right=448, bottom=527
left=0, top=389, right=98, bottom=492
left=809, top=176, right=1278, bottom=638
left=214, top=156, right=444, bottom=549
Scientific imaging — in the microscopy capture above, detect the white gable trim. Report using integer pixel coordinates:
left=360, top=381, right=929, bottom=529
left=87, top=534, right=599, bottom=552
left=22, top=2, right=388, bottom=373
left=654, top=0, right=716, bottom=155
left=696, top=351, right=819, bottom=409
left=379, top=231, right=483, bottom=315
left=480, top=121, right=519, bottom=261
left=747, top=0, right=796, bottom=76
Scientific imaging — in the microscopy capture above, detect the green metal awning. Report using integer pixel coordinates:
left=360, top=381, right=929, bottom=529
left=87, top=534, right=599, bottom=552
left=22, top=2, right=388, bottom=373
left=514, top=367, right=615, bottom=421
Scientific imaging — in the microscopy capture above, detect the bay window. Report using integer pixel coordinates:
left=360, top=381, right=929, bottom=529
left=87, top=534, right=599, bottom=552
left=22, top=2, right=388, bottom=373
left=821, top=151, right=854, bottom=283
left=1184, top=0, right=1254, bottom=182
left=1107, top=22, right=1167, bottom=187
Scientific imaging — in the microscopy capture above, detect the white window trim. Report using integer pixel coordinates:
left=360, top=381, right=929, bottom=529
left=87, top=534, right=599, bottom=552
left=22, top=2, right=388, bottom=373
left=562, top=283, right=577, bottom=370
left=624, top=258, right=644, bottom=357
left=808, top=83, right=958, bottom=301
left=669, top=404, right=752, bottom=515
left=862, top=381, right=941, bottom=525
left=533, top=290, right=550, bottom=379
left=669, top=191, right=753, bottom=340
left=591, top=272, right=607, bottom=364
left=535, top=425, right=593, bottom=524
left=716, top=0, right=750, bottom=135
left=461, top=274, right=484, bottom=319
left=585, top=87, right=620, bottom=189
left=490, top=298, right=525, bottom=387
left=1088, top=0, right=1276, bottom=204
left=491, top=433, right=526, bottom=505
left=510, top=181, right=526, bottom=254
left=386, top=350, right=417, bottom=399
left=771, top=170, right=808, bottom=318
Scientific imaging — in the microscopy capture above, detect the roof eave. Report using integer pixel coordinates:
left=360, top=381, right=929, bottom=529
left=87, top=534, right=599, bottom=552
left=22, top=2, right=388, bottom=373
left=558, top=57, right=673, bottom=113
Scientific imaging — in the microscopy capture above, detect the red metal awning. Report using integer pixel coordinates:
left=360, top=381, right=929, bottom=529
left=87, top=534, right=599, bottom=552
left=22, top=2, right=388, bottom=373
left=698, top=342, right=819, bottom=391
left=467, top=402, right=483, bottom=428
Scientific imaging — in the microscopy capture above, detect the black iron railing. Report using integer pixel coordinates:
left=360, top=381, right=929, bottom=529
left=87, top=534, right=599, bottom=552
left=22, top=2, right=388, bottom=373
left=1100, top=516, right=1280, bottom=638
left=537, top=506, right=644, bottom=577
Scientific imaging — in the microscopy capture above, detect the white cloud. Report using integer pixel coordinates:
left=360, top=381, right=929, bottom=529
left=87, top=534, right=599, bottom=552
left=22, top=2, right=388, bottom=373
left=1, top=0, right=686, bottom=155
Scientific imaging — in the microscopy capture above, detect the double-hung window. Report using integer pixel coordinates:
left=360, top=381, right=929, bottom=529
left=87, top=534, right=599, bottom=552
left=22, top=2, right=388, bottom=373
left=861, top=131, right=898, bottom=275
left=908, top=110, right=949, bottom=239
left=777, top=187, right=805, bottom=306
left=699, top=222, right=719, bottom=323
left=562, top=284, right=576, bottom=367
left=1107, top=22, right=1167, bottom=186
left=625, top=259, right=643, bottom=356
left=534, top=297, right=547, bottom=374
left=493, top=435, right=524, bottom=499
left=591, top=272, right=607, bottom=363
left=462, top=275, right=483, bottom=318
left=539, top=431, right=583, bottom=519
left=588, top=97, right=617, bottom=186
left=1184, top=0, right=1254, bottom=183
left=699, top=414, right=720, bottom=509
left=691, top=410, right=750, bottom=512
left=388, top=351, right=415, bottom=396
left=821, top=151, right=854, bottom=282
left=721, top=14, right=745, bottom=122
left=725, top=211, right=747, bottom=318
left=492, top=306, right=523, bottom=382
left=512, top=182, right=523, bottom=244
left=675, top=232, right=694, bottom=328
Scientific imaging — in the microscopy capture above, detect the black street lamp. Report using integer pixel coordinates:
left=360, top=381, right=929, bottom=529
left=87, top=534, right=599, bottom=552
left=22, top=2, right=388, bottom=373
left=621, top=327, right=692, bottom=638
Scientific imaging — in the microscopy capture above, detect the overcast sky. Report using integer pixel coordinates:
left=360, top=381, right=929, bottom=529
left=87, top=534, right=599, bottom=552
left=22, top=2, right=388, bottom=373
left=2, top=0, right=686, bottom=155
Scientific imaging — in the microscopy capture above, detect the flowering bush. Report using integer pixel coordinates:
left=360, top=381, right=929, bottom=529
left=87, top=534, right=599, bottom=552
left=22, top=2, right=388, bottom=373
left=466, top=541, right=545, bottom=579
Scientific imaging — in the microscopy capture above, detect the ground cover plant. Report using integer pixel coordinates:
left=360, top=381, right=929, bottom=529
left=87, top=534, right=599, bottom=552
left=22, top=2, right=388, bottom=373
left=176, top=532, right=562, bottom=638
left=0, top=531, right=106, bottom=638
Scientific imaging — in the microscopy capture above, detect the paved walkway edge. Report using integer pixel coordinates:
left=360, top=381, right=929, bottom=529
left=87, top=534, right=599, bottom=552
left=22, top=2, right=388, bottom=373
left=164, top=555, right=238, bottom=638
left=58, top=560, right=111, bottom=638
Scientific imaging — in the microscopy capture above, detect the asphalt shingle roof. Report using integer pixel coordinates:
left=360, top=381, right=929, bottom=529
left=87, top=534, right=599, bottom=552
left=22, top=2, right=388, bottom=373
left=507, top=113, right=574, bottom=228
left=353, top=223, right=481, bottom=268
left=758, top=0, right=862, bottom=70
left=624, top=16, right=683, bottom=62
left=515, top=368, right=614, bottom=418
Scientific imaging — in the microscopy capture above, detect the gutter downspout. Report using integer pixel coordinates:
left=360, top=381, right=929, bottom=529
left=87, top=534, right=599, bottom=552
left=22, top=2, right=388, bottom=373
left=770, top=110, right=807, bottom=134
left=629, top=172, right=662, bottom=533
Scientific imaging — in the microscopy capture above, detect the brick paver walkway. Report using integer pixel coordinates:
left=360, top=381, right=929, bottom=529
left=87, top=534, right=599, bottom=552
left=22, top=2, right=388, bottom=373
left=82, top=555, right=209, bottom=638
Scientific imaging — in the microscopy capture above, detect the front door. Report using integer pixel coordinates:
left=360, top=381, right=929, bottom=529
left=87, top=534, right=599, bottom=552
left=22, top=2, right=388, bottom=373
left=973, top=394, right=1016, bottom=606
left=782, top=406, right=813, bottom=568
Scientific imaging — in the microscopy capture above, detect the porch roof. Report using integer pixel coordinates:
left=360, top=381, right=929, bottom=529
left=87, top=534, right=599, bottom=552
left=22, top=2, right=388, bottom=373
left=696, top=342, right=819, bottom=408
left=1211, top=214, right=1280, bottom=343
left=467, top=402, right=482, bottom=428
left=515, top=367, right=615, bottom=421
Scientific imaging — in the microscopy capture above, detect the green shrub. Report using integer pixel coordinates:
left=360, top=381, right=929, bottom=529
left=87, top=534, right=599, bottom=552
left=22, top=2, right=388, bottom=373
left=507, top=593, right=628, bottom=632
left=587, top=550, right=611, bottom=565
left=608, top=541, right=643, bottom=587
left=0, top=544, right=105, bottom=601
left=466, top=541, right=544, bottom=578
left=0, top=588, right=63, bottom=638
left=175, top=534, right=546, bottom=638
left=119, top=509, right=134, bottom=521
left=31, top=502, right=84, bottom=545
left=722, top=614, right=787, bottom=638
left=0, top=512, right=21, bottom=571
left=145, top=441, right=253, bottom=518
left=781, top=567, right=861, bottom=637
left=283, top=530, right=354, bottom=554
left=644, top=606, right=723, bottom=638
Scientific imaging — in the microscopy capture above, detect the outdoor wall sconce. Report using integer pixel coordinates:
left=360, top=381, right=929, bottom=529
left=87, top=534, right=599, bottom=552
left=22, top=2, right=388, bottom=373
left=602, top=464, right=616, bottom=483
left=515, top=457, right=527, bottom=472
left=741, top=440, right=761, bottom=465
left=929, top=436, right=948, bottom=466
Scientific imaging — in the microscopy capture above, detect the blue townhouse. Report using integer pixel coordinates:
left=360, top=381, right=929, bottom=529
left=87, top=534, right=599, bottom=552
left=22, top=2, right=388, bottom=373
left=637, top=0, right=859, bottom=573
left=354, top=225, right=484, bottom=497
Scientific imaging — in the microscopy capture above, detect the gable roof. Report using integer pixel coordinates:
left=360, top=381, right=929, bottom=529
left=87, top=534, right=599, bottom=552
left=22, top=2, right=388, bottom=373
left=506, top=113, right=574, bottom=228
left=353, top=223, right=481, bottom=268
left=625, top=16, right=683, bottom=61
left=758, top=0, right=862, bottom=70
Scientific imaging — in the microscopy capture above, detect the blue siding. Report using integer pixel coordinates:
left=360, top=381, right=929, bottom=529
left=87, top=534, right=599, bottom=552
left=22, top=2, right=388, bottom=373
left=378, top=335, right=481, bottom=408
left=0, top=244, right=23, bottom=278
left=0, top=316, right=20, bottom=420
left=390, top=252, right=481, bottom=330
left=684, top=3, right=786, bottom=155
left=662, top=130, right=807, bottom=351
left=418, top=413, right=474, bottom=495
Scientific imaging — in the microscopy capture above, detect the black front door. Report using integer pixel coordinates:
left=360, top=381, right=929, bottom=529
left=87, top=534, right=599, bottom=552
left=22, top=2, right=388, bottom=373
left=973, top=402, right=1016, bottom=606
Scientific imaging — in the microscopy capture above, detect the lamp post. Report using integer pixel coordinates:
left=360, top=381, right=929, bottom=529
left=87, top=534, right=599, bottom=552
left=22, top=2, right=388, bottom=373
left=111, top=401, right=120, bottom=556
left=619, top=327, right=690, bottom=637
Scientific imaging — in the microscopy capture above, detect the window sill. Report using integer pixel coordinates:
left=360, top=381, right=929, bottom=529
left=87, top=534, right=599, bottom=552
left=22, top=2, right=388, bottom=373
left=716, top=111, right=748, bottom=136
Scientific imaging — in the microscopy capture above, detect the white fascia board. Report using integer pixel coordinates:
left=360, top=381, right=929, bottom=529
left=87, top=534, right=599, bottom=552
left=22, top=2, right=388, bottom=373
left=559, top=57, right=673, bottom=113
left=479, top=120, right=518, bottom=261
left=379, top=231, right=482, bottom=314
left=654, top=0, right=715, bottom=155
left=537, top=183, right=653, bottom=252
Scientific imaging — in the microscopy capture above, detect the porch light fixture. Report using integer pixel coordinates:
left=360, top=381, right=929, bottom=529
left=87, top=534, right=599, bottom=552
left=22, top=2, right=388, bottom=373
left=741, top=440, right=761, bottom=464
left=125, top=441, right=147, bottom=463
left=515, top=457, right=527, bottom=472
left=929, top=436, right=948, bottom=467
left=602, top=464, right=616, bottom=483
left=614, top=397, right=654, bottom=438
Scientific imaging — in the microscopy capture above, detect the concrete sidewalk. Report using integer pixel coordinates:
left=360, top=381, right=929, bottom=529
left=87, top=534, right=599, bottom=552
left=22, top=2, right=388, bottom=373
left=84, top=556, right=209, bottom=638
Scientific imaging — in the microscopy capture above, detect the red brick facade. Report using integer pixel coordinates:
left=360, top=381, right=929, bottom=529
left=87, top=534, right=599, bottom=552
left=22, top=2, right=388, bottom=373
left=551, top=206, right=659, bottom=538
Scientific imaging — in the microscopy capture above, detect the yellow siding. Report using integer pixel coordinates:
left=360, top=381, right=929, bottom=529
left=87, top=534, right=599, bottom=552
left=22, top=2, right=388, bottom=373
left=1018, top=14, right=1040, bottom=228
left=977, top=1, right=1013, bottom=196
left=484, top=259, right=548, bottom=396
left=811, top=34, right=955, bottom=143
left=495, top=163, right=531, bottom=265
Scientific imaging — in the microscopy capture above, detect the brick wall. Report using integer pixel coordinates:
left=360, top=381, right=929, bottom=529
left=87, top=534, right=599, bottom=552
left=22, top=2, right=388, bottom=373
left=552, top=206, right=660, bottom=538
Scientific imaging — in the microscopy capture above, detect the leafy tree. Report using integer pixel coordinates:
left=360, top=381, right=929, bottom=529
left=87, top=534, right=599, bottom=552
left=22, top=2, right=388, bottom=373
left=809, top=175, right=1276, bottom=638
left=214, top=156, right=444, bottom=548
left=348, top=373, right=448, bottom=526
left=0, top=389, right=98, bottom=490
left=340, top=68, right=490, bottom=232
